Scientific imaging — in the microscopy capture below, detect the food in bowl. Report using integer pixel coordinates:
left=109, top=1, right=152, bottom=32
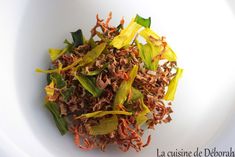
left=36, top=12, right=183, bottom=152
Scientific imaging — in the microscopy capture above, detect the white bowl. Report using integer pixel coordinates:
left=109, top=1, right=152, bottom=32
left=1, top=0, right=235, bottom=156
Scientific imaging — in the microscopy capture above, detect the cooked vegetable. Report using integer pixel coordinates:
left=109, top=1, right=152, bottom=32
left=35, top=58, right=82, bottom=74
left=74, top=74, right=103, bottom=97
left=71, top=29, right=84, bottom=47
left=160, top=46, right=177, bottom=61
left=45, top=101, right=68, bottom=135
left=82, top=63, right=108, bottom=76
left=113, top=65, right=138, bottom=110
left=136, top=99, right=150, bottom=125
left=50, top=73, right=66, bottom=89
left=137, top=41, right=158, bottom=70
left=78, top=43, right=106, bottom=67
left=89, top=116, right=118, bottom=135
left=36, top=13, right=182, bottom=152
left=48, top=39, right=74, bottom=61
left=134, top=14, right=151, bottom=28
left=110, top=18, right=141, bottom=49
left=140, top=28, right=177, bottom=62
left=45, top=80, right=55, bottom=97
left=127, top=87, right=143, bottom=103
left=164, top=68, right=183, bottom=100
left=48, top=49, right=63, bottom=61
left=36, top=42, right=106, bottom=73
left=76, top=110, right=132, bottom=119
left=88, top=37, right=97, bottom=48
left=139, top=28, right=160, bottom=41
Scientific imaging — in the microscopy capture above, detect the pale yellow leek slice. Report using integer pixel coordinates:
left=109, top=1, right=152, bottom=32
left=89, top=116, right=118, bottom=135
left=164, top=68, right=183, bottom=100
left=111, top=19, right=142, bottom=49
left=76, top=110, right=132, bottom=119
left=45, top=80, right=55, bottom=97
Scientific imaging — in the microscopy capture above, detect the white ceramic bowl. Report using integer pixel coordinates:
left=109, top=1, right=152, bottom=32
left=1, top=0, right=235, bottom=156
